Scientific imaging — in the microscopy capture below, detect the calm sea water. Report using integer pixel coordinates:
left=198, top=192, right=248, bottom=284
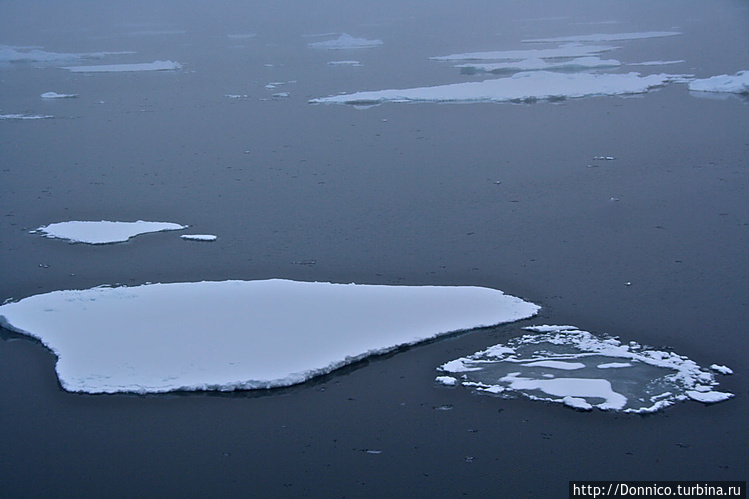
left=1, top=1, right=747, bottom=496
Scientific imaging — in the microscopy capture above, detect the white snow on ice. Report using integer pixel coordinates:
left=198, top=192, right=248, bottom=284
left=41, top=92, right=78, bottom=99
left=308, top=33, right=383, bottom=50
left=309, top=71, right=680, bottom=105
left=63, top=60, right=182, bottom=73
left=180, top=234, right=217, bottom=242
left=438, top=325, right=733, bottom=413
left=688, top=70, right=749, bottom=94
left=522, top=31, right=681, bottom=43
left=31, top=220, right=187, bottom=244
left=0, top=280, right=539, bottom=393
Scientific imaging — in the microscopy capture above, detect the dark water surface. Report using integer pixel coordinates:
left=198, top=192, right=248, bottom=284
left=1, top=1, right=748, bottom=496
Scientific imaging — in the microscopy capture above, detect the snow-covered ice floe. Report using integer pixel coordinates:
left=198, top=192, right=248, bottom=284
left=31, top=220, right=187, bottom=244
left=437, top=325, right=733, bottom=413
left=0, top=280, right=539, bottom=393
left=41, top=92, right=78, bottom=99
left=62, top=60, right=182, bottom=73
left=522, top=31, right=681, bottom=43
left=180, top=234, right=217, bottom=242
left=309, top=71, right=680, bottom=105
left=688, top=70, right=749, bottom=94
left=308, top=33, right=383, bottom=50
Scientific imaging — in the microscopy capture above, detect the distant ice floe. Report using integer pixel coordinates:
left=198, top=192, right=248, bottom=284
left=688, top=70, right=749, bottom=94
left=437, top=325, right=733, bottom=413
left=457, top=56, right=621, bottom=74
left=181, top=234, right=217, bottom=242
left=125, top=30, right=187, bottom=37
left=430, top=43, right=617, bottom=62
left=0, top=114, right=53, bottom=120
left=310, top=71, right=681, bottom=105
left=0, top=280, right=539, bottom=393
left=630, top=60, right=684, bottom=66
left=31, top=220, right=187, bottom=244
left=308, top=33, right=383, bottom=50
left=0, top=45, right=135, bottom=65
left=41, top=92, right=78, bottom=99
left=328, top=60, right=363, bottom=67
left=228, top=33, right=257, bottom=40
left=522, top=31, right=681, bottom=43
left=62, top=60, right=182, bottom=73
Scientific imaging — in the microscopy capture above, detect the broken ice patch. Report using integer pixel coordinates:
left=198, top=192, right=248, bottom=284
left=32, top=220, right=187, bottom=244
left=437, top=325, right=733, bottom=413
left=0, top=279, right=539, bottom=393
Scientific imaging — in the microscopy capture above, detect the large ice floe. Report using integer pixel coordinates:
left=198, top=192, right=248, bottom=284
left=309, top=71, right=680, bottom=105
left=0, top=280, right=539, bottom=393
left=31, top=220, right=187, bottom=244
left=62, top=60, right=182, bottom=73
left=688, top=70, right=749, bottom=94
left=437, top=326, right=733, bottom=413
left=308, top=33, right=383, bottom=50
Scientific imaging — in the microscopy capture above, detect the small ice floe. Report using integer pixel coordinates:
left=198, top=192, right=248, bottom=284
left=593, top=156, right=616, bottom=160
left=328, top=60, right=362, bottom=67
left=437, top=325, right=734, bottom=413
left=310, top=71, right=680, bottom=105
left=62, top=60, right=182, bottom=73
left=522, top=31, right=681, bottom=43
left=688, top=70, right=749, bottom=94
left=308, top=33, right=383, bottom=50
left=180, top=234, right=217, bottom=242
left=41, top=92, right=78, bottom=99
left=31, top=220, right=187, bottom=244
left=435, top=375, right=459, bottom=386
left=0, top=279, right=539, bottom=393
left=430, top=43, right=617, bottom=62
left=272, top=92, right=290, bottom=99
left=710, top=364, right=733, bottom=375
left=0, top=114, right=53, bottom=120
left=457, top=56, right=621, bottom=74
left=225, top=94, right=249, bottom=99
